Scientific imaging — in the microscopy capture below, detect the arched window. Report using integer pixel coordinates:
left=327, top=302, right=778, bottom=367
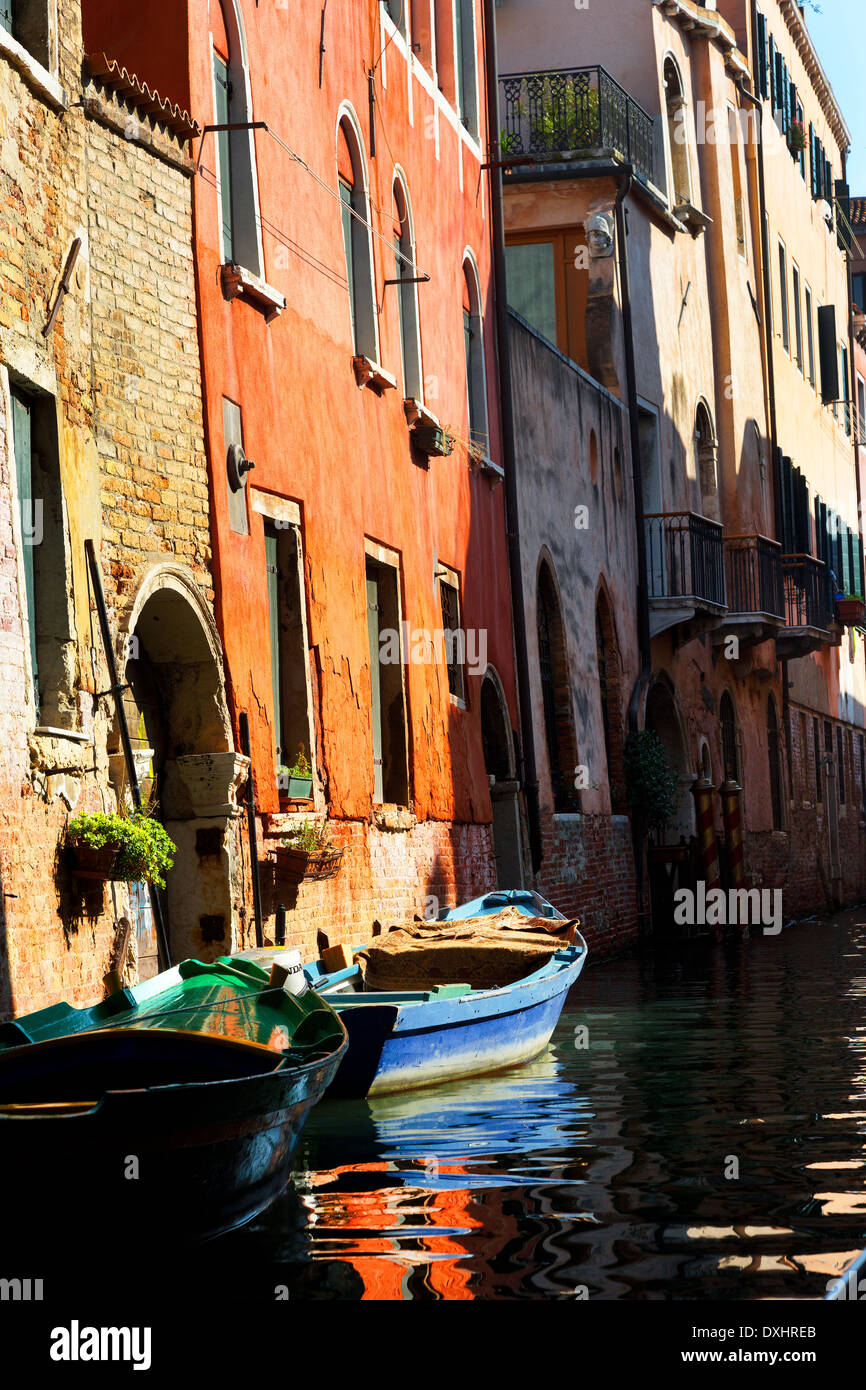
left=212, top=1, right=264, bottom=276
left=664, top=57, right=691, bottom=206
left=596, top=594, right=623, bottom=804
left=719, top=691, right=739, bottom=784
left=338, top=113, right=378, bottom=362
left=695, top=400, right=718, bottom=520
left=767, top=697, right=783, bottom=828
left=393, top=177, right=422, bottom=403
left=537, top=562, right=579, bottom=813
left=463, top=256, right=488, bottom=452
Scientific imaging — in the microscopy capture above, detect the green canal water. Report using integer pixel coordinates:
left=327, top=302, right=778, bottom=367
left=220, top=913, right=866, bottom=1300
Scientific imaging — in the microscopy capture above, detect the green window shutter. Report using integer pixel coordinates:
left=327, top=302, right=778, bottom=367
left=366, top=572, right=383, bottom=803
left=339, top=178, right=356, bottom=347
left=768, top=35, right=777, bottom=109
left=809, top=123, right=816, bottom=194
left=0, top=0, right=13, bottom=36
left=213, top=52, right=234, bottom=262
left=11, top=389, right=38, bottom=713
left=265, top=523, right=283, bottom=766
left=756, top=13, right=768, bottom=98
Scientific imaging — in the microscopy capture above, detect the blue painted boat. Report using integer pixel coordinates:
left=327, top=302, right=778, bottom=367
left=235, top=891, right=586, bottom=1097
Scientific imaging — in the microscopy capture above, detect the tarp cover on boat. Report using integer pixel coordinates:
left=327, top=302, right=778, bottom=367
left=355, top=909, right=580, bottom=991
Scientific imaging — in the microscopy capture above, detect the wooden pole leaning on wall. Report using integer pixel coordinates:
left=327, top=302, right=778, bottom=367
left=238, top=712, right=264, bottom=949
left=84, top=538, right=171, bottom=972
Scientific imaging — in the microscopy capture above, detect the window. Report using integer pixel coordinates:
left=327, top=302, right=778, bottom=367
left=0, top=0, right=54, bottom=68
left=792, top=264, right=803, bottom=373
left=438, top=567, right=466, bottom=704
left=264, top=517, right=315, bottom=790
left=338, top=115, right=378, bottom=363
left=841, top=343, right=851, bottom=435
left=720, top=692, right=739, bottom=784
left=853, top=272, right=866, bottom=314
left=504, top=230, right=588, bottom=364
left=767, top=697, right=783, bottom=829
left=825, top=721, right=834, bottom=804
left=818, top=304, right=839, bottom=404
left=211, top=3, right=264, bottom=277
left=837, top=725, right=846, bottom=804
left=453, top=0, right=478, bottom=136
left=695, top=401, right=718, bottom=521
left=814, top=717, right=822, bottom=802
left=664, top=58, right=691, bottom=206
left=778, top=241, right=789, bottom=353
left=595, top=594, right=623, bottom=804
left=537, top=561, right=579, bottom=813
left=365, top=554, right=409, bottom=805
left=9, top=382, right=75, bottom=727
left=857, top=375, right=866, bottom=445
left=727, top=106, right=746, bottom=253
left=463, top=256, right=488, bottom=452
left=796, top=100, right=806, bottom=180
left=393, top=177, right=422, bottom=403
left=384, top=0, right=407, bottom=36
left=804, top=284, right=815, bottom=387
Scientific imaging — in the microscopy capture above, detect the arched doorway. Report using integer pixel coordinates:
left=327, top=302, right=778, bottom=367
left=480, top=668, right=523, bottom=888
left=644, top=678, right=696, bottom=937
left=116, top=567, right=243, bottom=974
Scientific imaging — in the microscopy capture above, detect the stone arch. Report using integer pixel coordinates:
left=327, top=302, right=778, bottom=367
left=644, top=674, right=695, bottom=840
left=663, top=54, right=692, bottom=207
left=480, top=665, right=523, bottom=886
left=695, top=397, right=719, bottom=521
left=116, top=565, right=242, bottom=969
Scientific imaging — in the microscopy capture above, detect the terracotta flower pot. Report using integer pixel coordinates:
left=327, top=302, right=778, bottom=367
left=272, top=845, right=344, bottom=885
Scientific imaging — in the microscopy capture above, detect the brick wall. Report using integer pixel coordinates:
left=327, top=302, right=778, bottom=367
left=0, top=3, right=214, bottom=1020
left=535, top=810, right=638, bottom=959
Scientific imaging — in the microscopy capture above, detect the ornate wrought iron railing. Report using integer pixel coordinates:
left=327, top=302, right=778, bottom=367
left=781, top=554, right=835, bottom=631
left=499, top=65, right=659, bottom=188
left=724, top=534, right=784, bottom=618
left=644, top=512, right=726, bottom=608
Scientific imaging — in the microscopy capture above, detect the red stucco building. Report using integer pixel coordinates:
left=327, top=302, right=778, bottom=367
left=82, top=0, right=520, bottom=956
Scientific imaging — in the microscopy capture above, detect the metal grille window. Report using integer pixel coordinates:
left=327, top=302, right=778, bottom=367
left=720, top=692, right=739, bottom=783
left=439, top=575, right=466, bottom=704
left=0, top=0, right=12, bottom=36
left=767, top=698, right=783, bottom=829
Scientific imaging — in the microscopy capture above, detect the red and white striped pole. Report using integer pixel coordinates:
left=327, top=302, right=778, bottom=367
left=720, top=779, right=745, bottom=889
left=691, top=775, right=721, bottom=894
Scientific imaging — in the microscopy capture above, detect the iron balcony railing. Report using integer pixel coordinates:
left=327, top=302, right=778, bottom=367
left=781, top=554, right=835, bottom=631
left=499, top=66, right=659, bottom=188
left=644, top=512, right=726, bottom=609
left=724, top=534, right=784, bottom=619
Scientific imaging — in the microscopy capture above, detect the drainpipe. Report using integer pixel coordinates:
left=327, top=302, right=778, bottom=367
left=740, top=22, right=790, bottom=786
left=481, top=0, right=541, bottom=872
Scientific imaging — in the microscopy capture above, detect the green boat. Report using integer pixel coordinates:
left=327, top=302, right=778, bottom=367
left=0, top=957, right=347, bottom=1240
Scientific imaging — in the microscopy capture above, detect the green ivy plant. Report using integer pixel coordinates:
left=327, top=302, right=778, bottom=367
left=624, top=730, right=679, bottom=836
left=67, top=810, right=176, bottom=888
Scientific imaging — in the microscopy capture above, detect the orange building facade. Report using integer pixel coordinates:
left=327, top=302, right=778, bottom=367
left=82, top=0, right=520, bottom=959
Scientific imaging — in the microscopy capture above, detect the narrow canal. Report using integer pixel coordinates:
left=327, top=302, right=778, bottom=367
left=219, top=910, right=866, bottom=1300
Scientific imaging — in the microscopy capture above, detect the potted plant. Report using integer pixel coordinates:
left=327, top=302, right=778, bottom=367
left=788, top=120, right=808, bottom=156
left=835, top=591, right=866, bottom=626
left=67, top=810, right=177, bottom=887
left=272, top=820, right=344, bottom=884
left=277, top=745, right=313, bottom=800
left=624, top=730, right=679, bottom=845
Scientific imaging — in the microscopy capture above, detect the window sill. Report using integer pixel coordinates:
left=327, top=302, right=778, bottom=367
left=353, top=356, right=397, bottom=394
left=471, top=453, right=504, bottom=484
left=0, top=30, right=66, bottom=110
left=220, top=263, right=286, bottom=322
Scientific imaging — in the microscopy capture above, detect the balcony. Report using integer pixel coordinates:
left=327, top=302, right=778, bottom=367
left=645, top=512, right=726, bottom=641
left=713, top=534, right=785, bottom=649
left=776, top=554, right=839, bottom=658
left=499, top=66, right=660, bottom=189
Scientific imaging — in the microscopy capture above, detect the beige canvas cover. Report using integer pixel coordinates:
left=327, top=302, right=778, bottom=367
left=354, top=908, right=580, bottom=991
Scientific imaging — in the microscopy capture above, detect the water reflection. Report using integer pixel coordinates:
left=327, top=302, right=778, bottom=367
left=219, top=915, right=866, bottom=1300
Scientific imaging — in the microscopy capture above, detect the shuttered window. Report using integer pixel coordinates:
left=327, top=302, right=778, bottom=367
left=0, top=0, right=13, bottom=35
left=11, top=388, right=38, bottom=712
left=213, top=52, right=234, bottom=262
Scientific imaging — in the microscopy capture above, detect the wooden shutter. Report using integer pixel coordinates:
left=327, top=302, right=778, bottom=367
left=756, top=12, right=769, bottom=98
left=769, top=34, right=777, bottom=109
left=818, top=305, right=839, bottom=403
left=809, top=123, right=816, bottom=193
left=366, top=570, right=384, bottom=803
left=212, top=52, right=234, bottom=262
left=265, top=523, right=284, bottom=765
left=11, top=389, right=38, bottom=710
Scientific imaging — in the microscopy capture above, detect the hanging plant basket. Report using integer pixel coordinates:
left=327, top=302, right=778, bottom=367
left=68, top=841, right=119, bottom=880
left=272, top=844, right=344, bottom=885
